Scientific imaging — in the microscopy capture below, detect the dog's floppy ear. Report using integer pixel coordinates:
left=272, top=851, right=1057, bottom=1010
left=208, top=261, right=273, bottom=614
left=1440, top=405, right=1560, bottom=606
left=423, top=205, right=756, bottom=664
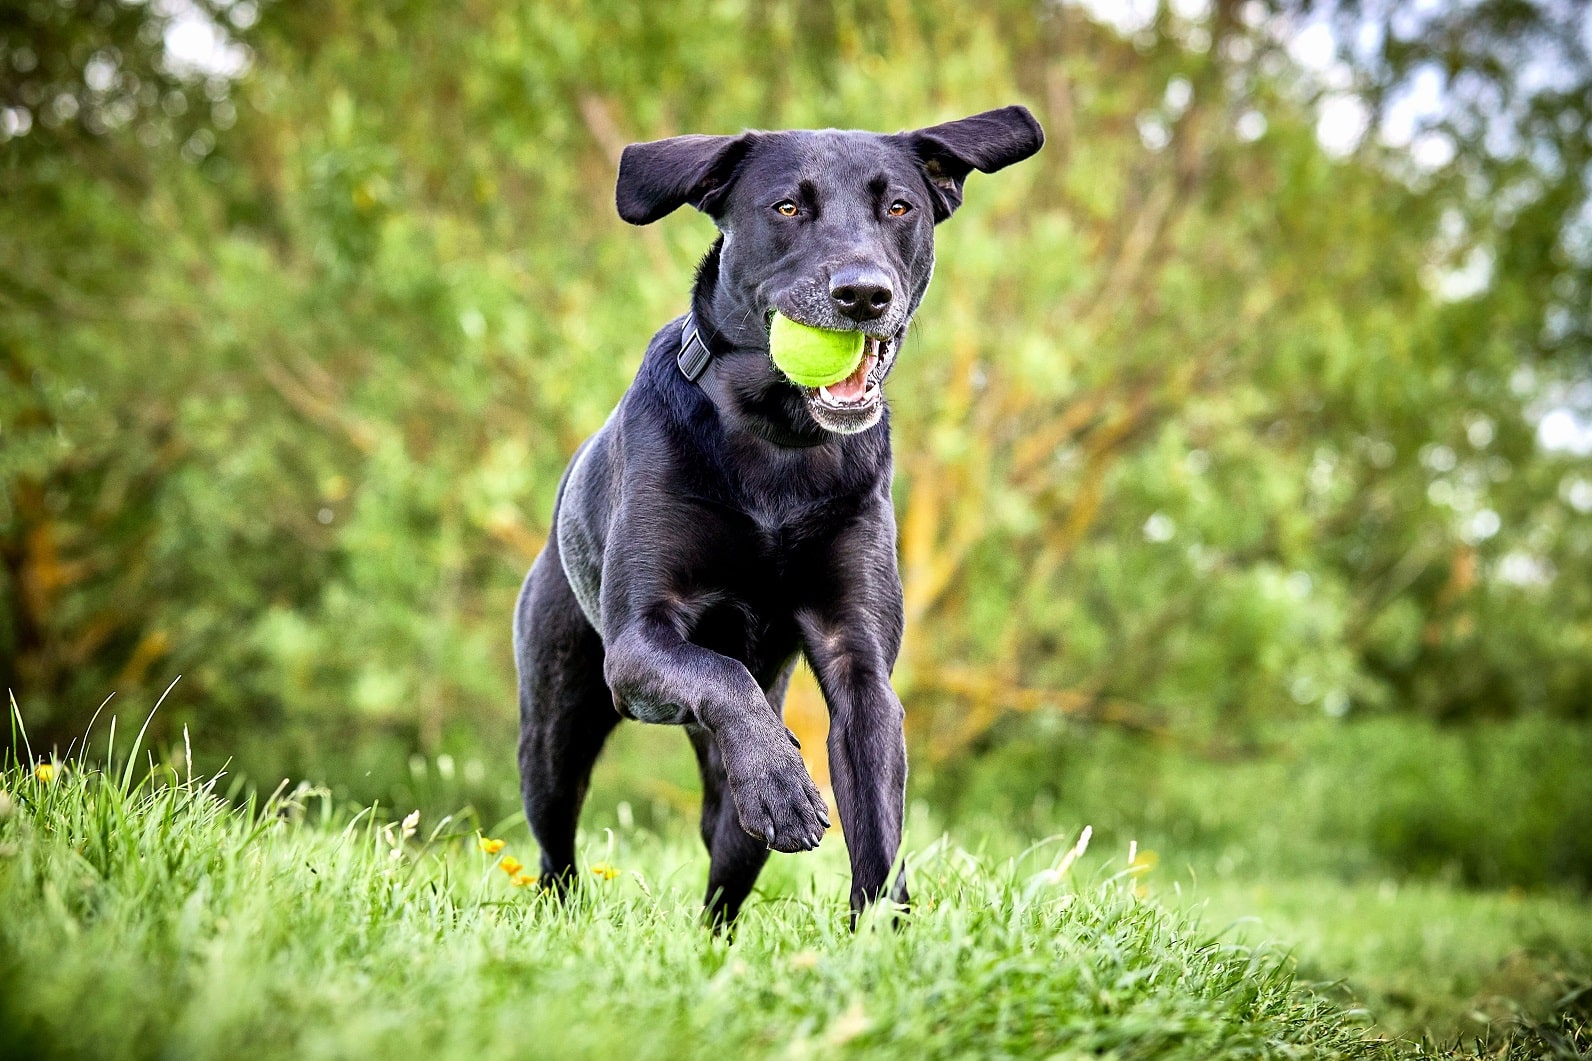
left=895, top=105, right=1045, bottom=221
left=615, top=133, right=756, bottom=225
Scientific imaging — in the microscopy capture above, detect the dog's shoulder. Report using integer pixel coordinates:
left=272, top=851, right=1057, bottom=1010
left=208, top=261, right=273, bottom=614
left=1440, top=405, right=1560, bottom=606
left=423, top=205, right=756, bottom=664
left=613, top=315, right=721, bottom=449
left=593, top=316, right=729, bottom=501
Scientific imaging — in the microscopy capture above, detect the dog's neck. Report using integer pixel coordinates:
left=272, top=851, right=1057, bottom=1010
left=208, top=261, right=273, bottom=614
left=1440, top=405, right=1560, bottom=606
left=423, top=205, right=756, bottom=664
left=688, top=240, right=835, bottom=449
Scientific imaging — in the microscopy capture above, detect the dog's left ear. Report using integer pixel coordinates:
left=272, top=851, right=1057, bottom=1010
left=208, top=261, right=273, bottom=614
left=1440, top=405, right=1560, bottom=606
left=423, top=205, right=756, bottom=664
left=615, top=133, right=757, bottom=225
left=895, top=105, right=1045, bottom=221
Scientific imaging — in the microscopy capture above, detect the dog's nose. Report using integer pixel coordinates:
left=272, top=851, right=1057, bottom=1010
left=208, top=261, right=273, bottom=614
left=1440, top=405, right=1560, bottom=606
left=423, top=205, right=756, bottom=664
left=829, top=265, right=893, bottom=323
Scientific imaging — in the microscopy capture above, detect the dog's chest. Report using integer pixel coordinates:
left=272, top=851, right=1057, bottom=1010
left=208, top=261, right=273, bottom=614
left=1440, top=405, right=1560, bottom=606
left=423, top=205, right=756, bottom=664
left=672, top=498, right=851, bottom=662
left=698, top=490, right=858, bottom=575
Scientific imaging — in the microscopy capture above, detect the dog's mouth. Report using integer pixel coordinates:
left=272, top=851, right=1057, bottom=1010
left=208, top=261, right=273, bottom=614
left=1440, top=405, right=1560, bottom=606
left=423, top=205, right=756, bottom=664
left=799, top=330, right=900, bottom=434
left=761, top=307, right=902, bottom=434
left=811, top=335, right=886, bottom=409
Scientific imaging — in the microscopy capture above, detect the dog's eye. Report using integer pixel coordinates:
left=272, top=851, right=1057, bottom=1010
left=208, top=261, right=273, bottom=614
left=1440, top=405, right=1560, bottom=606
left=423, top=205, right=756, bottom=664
left=888, top=200, right=912, bottom=217
left=773, top=200, right=799, bottom=217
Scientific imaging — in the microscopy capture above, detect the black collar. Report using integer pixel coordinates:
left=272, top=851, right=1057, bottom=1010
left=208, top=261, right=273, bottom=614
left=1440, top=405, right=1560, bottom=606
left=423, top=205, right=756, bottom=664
left=677, top=312, right=714, bottom=382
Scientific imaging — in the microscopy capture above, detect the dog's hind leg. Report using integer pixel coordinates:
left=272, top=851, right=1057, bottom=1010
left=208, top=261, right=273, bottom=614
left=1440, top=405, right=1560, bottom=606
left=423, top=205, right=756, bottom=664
left=687, top=658, right=799, bottom=925
left=687, top=724, right=770, bottom=925
left=515, top=546, right=618, bottom=892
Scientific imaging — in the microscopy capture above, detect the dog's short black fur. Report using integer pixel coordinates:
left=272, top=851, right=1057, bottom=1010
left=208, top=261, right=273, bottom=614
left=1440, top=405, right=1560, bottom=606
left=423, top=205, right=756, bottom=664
left=514, top=107, right=1043, bottom=923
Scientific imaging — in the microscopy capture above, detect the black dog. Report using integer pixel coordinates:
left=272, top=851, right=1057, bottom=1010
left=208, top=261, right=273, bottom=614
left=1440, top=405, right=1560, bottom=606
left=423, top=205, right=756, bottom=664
left=514, top=106, right=1043, bottom=923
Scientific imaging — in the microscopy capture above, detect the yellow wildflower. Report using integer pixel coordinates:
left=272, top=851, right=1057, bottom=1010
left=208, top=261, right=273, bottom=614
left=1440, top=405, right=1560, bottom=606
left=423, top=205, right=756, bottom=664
left=590, top=862, right=619, bottom=881
left=34, top=762, right=56, bottom=784
left=1128, top=843, right=1157, bottom=898
left=478, top=836, right=506, bottom=855
left=510, top=872, right=538, bottom=888
left=498, top=855, right=524, bottom=875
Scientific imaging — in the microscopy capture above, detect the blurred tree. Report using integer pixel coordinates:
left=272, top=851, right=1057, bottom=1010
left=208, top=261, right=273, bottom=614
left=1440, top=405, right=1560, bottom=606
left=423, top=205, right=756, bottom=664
left=2, top=0, right=251, bottom=724
left=1, top=0, right=1587, bottom=785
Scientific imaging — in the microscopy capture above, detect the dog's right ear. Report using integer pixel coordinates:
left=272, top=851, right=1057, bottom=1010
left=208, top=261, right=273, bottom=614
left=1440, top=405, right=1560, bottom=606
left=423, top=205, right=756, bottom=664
left=615, top=133, right=756, bottom=225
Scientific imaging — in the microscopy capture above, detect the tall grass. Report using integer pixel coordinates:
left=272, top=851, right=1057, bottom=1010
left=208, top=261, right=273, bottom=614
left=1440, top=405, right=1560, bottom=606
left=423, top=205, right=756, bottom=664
left=0, top=709, right=1407, bottom=1060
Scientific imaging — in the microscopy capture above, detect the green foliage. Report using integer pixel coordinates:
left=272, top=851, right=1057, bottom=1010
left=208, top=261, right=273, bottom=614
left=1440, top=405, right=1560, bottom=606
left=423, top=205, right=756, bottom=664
left=928, top=714, right=1592, bottom=890
left=3, top=1, right=1590, bottom=781
left=1331, top=718, right=1592, bottom=890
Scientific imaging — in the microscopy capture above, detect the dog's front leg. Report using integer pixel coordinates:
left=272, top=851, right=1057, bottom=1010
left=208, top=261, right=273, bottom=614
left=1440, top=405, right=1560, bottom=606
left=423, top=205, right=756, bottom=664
left=826, top=672, right=910, bottom=915
left=603, top=616, right=830, bottom=852
left=801, top=625, right=909, bottom=916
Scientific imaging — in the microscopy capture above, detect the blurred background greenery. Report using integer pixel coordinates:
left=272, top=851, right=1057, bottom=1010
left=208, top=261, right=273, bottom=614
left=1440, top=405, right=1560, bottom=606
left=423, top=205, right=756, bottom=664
left=3, top=0, right=1591, bottom=939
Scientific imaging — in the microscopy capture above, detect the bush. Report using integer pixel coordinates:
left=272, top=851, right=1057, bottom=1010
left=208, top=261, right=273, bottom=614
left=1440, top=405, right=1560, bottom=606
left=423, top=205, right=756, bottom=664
left=928, top=715, right=1592, bottom=890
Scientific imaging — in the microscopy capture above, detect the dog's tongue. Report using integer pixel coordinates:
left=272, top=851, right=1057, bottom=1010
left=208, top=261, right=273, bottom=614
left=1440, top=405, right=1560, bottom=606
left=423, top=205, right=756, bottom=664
left=824, top=351, right=875, bottom=402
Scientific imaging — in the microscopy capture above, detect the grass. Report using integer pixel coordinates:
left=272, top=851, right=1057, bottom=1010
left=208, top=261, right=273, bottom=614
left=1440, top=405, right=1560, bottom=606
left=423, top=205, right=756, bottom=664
left=907, top=715, right=1592, bottom=1051
left=2, top=709, right=1588, bottom=1059
left=0, top=744, right=1393, bottom=1059
left=1188, top=877, right=1592, bottom=1047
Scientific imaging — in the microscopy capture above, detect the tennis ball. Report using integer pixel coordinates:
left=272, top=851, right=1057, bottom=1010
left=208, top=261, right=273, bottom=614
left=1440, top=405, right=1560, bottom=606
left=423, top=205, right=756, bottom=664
left=768, top=313, right=866, bottom=388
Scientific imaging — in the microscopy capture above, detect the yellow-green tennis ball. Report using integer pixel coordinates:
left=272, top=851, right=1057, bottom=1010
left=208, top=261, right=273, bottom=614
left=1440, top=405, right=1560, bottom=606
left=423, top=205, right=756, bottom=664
left=768, top=313, right=866, bottom=388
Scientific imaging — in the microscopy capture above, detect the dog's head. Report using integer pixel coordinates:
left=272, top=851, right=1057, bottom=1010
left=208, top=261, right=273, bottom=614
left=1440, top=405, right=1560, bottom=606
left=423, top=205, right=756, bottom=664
left=616, top=107, right=1043, bottom=435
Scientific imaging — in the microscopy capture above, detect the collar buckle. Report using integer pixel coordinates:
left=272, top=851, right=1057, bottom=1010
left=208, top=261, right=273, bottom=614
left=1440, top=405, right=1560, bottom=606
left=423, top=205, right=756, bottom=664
left=677, top=313, right=713, bottom=382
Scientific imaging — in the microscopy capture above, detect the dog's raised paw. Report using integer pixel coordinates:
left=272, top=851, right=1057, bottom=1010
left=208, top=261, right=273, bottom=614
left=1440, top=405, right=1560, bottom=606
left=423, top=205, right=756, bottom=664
left=720, top=725, right=829, bottom=853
